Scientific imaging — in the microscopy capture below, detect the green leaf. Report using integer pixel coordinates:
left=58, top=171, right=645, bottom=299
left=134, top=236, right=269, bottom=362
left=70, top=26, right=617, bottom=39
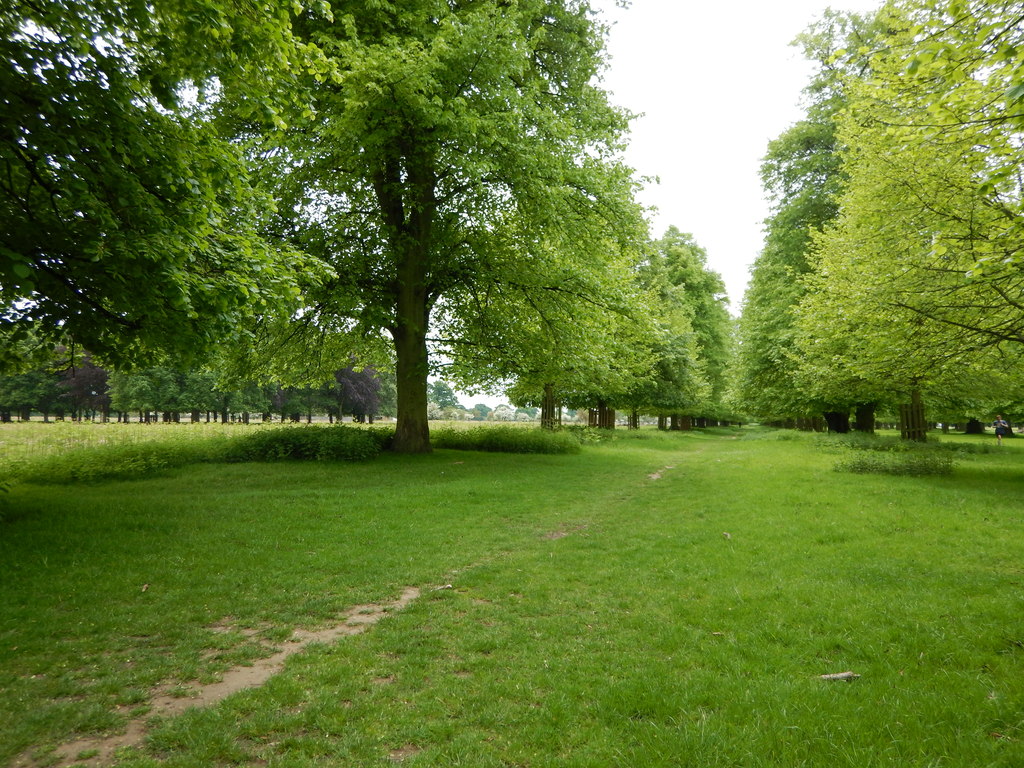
left=1005, top=82, right=1024, bottom=103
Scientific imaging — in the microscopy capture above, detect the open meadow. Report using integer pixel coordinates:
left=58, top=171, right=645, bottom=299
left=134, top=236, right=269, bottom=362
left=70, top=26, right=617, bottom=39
left=1, top=424, right=1022, bottom=767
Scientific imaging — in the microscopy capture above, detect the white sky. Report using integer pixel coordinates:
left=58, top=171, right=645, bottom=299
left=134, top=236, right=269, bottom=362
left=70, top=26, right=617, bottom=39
left=595, top=0, right=882, bottom=310
left=457, top=0, right=883, bottom=409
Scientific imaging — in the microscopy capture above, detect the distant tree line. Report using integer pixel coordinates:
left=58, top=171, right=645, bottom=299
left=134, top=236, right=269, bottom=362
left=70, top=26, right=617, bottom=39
left=0, top=351, right=395, bottom=424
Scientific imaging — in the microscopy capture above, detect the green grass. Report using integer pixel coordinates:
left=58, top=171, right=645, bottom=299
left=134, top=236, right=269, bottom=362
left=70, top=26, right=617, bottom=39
left=1, top=426, right=1023, bottom=766
left=0, top=422, right=577, bottom=487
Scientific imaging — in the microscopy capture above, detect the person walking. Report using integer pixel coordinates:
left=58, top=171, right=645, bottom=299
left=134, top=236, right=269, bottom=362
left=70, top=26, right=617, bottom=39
left=993, top=415, right=1010, bottom=446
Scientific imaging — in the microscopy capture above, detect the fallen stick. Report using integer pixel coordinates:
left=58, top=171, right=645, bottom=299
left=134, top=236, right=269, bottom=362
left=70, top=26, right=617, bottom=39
left=819, top=671, right=860, bottom=681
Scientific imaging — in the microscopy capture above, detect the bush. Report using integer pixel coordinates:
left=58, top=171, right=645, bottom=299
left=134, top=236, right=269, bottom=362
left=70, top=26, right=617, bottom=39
left=818, top=432, right=1001, bottom=455
left=834, top=451, right=955, bottom=477
left=746, top=429, right=805, bottom=441
left=821, top=432, right=959, bottom=476
left=221, top=425, right=392, bottom=463
left=561, top=425, right=612, bottom=444
left=815, top=433, right=909, bottom=453
left=431, top=426, right=581, bottom=454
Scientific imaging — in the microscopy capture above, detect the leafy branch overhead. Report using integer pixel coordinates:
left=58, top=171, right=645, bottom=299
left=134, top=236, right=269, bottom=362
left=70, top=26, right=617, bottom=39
left=0, top=0, right=325, bottom=367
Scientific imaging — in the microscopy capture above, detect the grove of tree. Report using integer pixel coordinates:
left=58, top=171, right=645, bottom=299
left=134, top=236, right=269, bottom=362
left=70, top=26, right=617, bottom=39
left=738, top=0, right=1024, bottom=433
left=11, top=0, right=1020, bottom=444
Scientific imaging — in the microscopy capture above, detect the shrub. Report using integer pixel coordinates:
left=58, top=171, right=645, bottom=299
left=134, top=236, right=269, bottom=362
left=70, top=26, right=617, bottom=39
left=834, top=451, right=955, bottom=476
left=734, top=429, right=806, bottom=441
left=815, top=432, right=908, bottom=453
left=9, top=426, right=392, bottom=484
left=220, top=426, right=391, bottom=463
left=431, top=426, right=581, bottom=454
left=561, top=425, right=611, bottom=444
left=938, top=440, right=1000, bottom=455
left=818, top=432, right=1002, bottom=455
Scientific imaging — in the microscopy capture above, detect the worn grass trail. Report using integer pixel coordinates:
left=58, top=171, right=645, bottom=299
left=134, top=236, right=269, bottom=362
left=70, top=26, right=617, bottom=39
left=1, top=429, right=1023, bottom=767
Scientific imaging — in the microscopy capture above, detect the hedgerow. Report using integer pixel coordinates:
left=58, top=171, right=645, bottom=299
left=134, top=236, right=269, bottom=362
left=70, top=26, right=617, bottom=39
left=220, top=426, right=393, bottom=463
left=431, top=426, right=581, bottom=454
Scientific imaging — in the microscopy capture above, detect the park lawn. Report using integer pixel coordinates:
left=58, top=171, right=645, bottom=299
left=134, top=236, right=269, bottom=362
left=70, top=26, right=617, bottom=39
left=1, top=427, right=1023, bottom=767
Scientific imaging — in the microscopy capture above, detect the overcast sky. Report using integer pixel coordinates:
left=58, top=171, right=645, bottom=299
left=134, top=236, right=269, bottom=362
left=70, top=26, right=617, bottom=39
left=595, top=0, right=882, bottom=309
left=457, top=0, right=883, bottom=408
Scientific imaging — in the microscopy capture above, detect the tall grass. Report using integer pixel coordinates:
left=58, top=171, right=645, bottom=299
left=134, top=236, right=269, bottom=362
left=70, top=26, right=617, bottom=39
left=0, top=422, right=580, bottom=486
left=430, top=424, right=581, bottom=453
left=1, top=426, right=1022, bottom=766
left=0, top=422, right=246, bottom=482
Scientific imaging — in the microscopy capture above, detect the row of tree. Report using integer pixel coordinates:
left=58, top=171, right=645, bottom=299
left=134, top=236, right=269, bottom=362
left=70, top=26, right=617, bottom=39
left=2, top=0, right=734, bottom=449
left=0, top=352, right=392, bottom=423
left=0, top=353, right=563, bottom=424
left=737, top=0, right=1024, bottom=434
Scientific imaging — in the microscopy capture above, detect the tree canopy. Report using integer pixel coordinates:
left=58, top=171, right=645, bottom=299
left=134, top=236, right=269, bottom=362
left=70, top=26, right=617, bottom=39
left=0, top=0, right=325, bottom=369
left=793, top=0, right=1024, bottom=412
left=740, top=0, right=1024, bottom=431
left=736, top=10, right=866, bottom=423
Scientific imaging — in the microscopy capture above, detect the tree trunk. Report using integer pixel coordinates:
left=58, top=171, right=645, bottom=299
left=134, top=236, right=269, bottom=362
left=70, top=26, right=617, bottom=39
left=899, top=388, right=927, bottom=442
left=378, top=141, right=435, bottom=454
left=853, top=404, right=875, bottom=433
left=964, top=418, right=984, bottom=434
left=628, top=408, right=639, bottom=430
left=541, top=383, right=557, bottom=431
left=823, top=410, right=850, bottom=434
left=594, top=400, right=615, bottom=429
left=392, top=306, right=432, bottom=454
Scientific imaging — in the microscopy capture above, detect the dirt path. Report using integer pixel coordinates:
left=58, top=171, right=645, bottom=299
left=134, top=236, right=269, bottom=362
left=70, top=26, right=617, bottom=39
left=15, top=587, right=423, bottom=768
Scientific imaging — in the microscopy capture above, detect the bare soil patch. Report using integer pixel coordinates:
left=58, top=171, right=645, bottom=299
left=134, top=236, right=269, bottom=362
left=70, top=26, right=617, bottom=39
left=15, top=587, right=421, bottom=768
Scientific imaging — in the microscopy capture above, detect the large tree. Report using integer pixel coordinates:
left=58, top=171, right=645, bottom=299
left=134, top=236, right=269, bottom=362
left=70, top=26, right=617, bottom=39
left=457, top=235, right=658, bottom=427
left=736, top=10, right=875, bottom=425
left=624, top=228, right=732, bottom=424
left=246, top=0, right=648, bottom=452
left=794, top=0, right=1024, bottom=412
left=1, top=0, right=320, bottom=369
left=655, top=228, right=732, bottom=417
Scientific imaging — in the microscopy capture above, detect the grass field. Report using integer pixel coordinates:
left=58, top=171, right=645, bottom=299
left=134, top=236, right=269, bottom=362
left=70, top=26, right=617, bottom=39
left=1, top=425, right=1022, bottom=767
